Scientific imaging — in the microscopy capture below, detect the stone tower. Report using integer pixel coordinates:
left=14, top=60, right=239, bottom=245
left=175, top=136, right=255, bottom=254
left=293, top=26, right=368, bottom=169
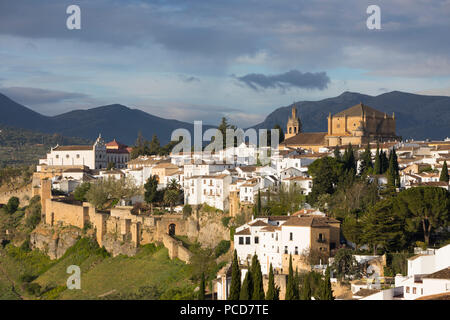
left=285, top=105, right=302, bottom=139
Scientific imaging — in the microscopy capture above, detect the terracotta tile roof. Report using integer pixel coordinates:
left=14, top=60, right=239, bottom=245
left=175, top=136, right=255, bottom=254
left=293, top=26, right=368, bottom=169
left=249, top=220, right=269, bottom=227
left=53, top=145, right=93, bottom=151
left=416, top=292, right=450, bottom=300
left=282, top=132, right=327, bottom=146
left=283, top=216, right=338, bottom=228
left=334, top=103, right=387, bottom=118
left=423, top=267, right=450, bottom=280
left=106, top=139, right=128, bottom=149
left=235, top=228, right=251, bottom=235
left=353, top=289, right=381, bottom=297
left=260, top=225, right=281, bottom=232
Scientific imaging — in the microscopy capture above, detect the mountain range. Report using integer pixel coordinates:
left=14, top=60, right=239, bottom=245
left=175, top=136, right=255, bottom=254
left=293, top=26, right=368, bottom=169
left=253, top=91, right=450, bottom=141
left=0, top=91, right=449, bottom=146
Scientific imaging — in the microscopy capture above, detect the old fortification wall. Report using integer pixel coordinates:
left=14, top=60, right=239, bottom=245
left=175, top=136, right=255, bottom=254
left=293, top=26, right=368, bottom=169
left=162, top=233, right=192, bottom=263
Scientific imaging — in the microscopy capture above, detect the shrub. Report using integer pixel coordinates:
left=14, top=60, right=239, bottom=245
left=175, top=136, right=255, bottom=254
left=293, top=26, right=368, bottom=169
left=183, top=204, right=193, bottom=218
left=214, top=240, right=230, bottom=258
left=5, top=196, right=19, bottom=214
left=24, top=282, right=41, bottom=296
left=221, top=216, right=232, bottom=228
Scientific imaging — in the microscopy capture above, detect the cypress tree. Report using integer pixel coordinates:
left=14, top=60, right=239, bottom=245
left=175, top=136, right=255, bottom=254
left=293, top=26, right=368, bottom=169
left=285, top=255, right=296, bottom=300
left=319, top=267, right=334, bottom=300
left=387, top=149, right=396, bottom=187
left=301, top=273, right=312, bottom=300
left=359, top=143, right=373, bottom=175
left=374, top=144, right=381, bottom=174
left=229, top=250, right=241, bottom=300
left=381, top=150, right=389, bottom=174
left=199, top=272, right=206, bottom=300
left=294, top=267, right=300, bottom=299
left=334, top=146, right=341, bottom=161
left=239, top=269, right=253, bottom=300
left=265, top=264, right=279, bottom=300
left=251, top=255, right=265, bottom=300
left=393, top=148, right=400, bottom=187
left=440, top=161, right=449, bottom=183
left=257, top=190, right=262, bottom=216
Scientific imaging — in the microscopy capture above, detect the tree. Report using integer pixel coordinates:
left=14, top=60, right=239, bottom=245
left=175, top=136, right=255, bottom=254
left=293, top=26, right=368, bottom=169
left=342, top=215, right=363, bottom=250
left=387, top=149, right=396, bottom=187
left=285, top=255, right=298, bottom=300
left=373, top=144, right=381, bottom=174
left=144, top=175, right=159, bottom=213
left=317, top=267, right=334, bottom=300
left=359, top=143, right=373, bottom=175
left=333, top=146, right=341, bottom=161
left=198, top=272, right=206, bottom=300
left=307, top=157, right=343, bottom=204
left=5, top=196, right=19, bottom=214
left=440, top=161, right=449, bottom=183
left=86, top=177, right=141, bottom=209
left=251, top=255, right=265, bottom=300
left=331, top=248, right=361, bottom=280
left=397, top=187, right=450, bottom=245
left=265, top=263, right=279, bottom=300
left=342, top=143, right=356, bottom=174
left=217, top=117, right=237, bottom=148
left=106, top=162, right=115, bottom=170
left=256, top=190, right=262, bottom=216
left=149, top=134, right=161, bottom=155
left=362, top=198, right=408, bottom=253
left=300, top=273, right=311, bottom=300
left=273, top=124, right=285, bottom=143
left=229, top=250, right=241, bottom=300
left=380, top=150, right=389, bottom=174
left=164, top=188, right=180, bottom=213
left=73, top=182, right=91, bottom=202
left=239, top=269, right=253, bottom=300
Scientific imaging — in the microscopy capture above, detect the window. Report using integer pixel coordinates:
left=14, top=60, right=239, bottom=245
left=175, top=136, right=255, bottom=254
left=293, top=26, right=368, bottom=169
left=76, top=154, right=80, bottom=158
left=245, top=237, right=251, bottom=245
left=255, top=236, right=259, bottom=244
left=295, top=246, right=298, bottom=255
left=413, top=287, right=416, bottom=294
left=406, top=287, right=410, bottom=293
left=56, top=155, right=59, bottom=159
left=290, top=232, right=293, bottom=241
left=284, top=246, right=288, bottom=254
left=66, top=154, right=69, bottom=158
left=239, top=237, right=244, bottom=245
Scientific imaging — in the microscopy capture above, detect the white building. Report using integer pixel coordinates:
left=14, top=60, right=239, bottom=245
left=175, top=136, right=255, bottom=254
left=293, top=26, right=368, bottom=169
left=184, top=174, right=232, bottom=211
left=234, top=215, right=340, bottom=275
left=38, top=134, right=107, bottom=170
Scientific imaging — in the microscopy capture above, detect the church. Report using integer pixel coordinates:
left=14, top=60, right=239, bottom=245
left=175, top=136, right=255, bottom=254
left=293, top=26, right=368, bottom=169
left=280, top=102, right=400, bottom=152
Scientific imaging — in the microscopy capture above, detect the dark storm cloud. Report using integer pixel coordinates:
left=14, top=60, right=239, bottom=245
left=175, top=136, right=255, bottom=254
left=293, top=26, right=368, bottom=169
left=236, top=70, right=330, bottom=91
left=1, top=0, right=450, bottom=76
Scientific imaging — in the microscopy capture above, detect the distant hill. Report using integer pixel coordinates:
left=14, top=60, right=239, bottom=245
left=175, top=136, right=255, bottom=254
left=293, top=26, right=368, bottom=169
left=252, top=91, right=450, bottom=141
left=0, top=90, right=449, bottom=145
left=0, top=93, right=209, bottom=145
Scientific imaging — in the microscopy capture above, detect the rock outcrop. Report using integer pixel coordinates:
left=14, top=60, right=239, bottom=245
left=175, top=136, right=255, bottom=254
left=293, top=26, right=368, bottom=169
left=30, top=224, right=82, bottom=259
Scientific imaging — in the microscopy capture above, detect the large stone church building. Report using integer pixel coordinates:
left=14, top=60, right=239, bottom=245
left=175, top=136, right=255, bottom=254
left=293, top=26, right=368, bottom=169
left=280, top=102, right=399, bottom=151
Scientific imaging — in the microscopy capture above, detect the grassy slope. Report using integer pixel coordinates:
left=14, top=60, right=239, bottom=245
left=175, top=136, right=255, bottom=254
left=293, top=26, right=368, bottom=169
left=0, top=237, right=195, bottom=300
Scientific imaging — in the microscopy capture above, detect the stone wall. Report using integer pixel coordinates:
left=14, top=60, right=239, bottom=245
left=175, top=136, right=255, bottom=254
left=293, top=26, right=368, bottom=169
left=45, top=198, right=89, bottom=229
left=162, top=233, right=192, bottom=263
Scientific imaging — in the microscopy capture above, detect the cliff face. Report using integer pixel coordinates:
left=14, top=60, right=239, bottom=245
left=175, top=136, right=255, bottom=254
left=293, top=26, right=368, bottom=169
left=186, top=212, right=230, bottom=248
left=30, top=224, right=82, bottom=259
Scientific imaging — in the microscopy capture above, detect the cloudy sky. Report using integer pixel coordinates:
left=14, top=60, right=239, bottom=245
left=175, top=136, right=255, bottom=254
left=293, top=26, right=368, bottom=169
left=1, top=0, right=450, bottom=127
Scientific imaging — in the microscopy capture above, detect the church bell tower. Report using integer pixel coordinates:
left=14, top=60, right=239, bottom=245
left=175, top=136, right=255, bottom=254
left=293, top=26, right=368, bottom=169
left=285, top=104, right=302, bottom=139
